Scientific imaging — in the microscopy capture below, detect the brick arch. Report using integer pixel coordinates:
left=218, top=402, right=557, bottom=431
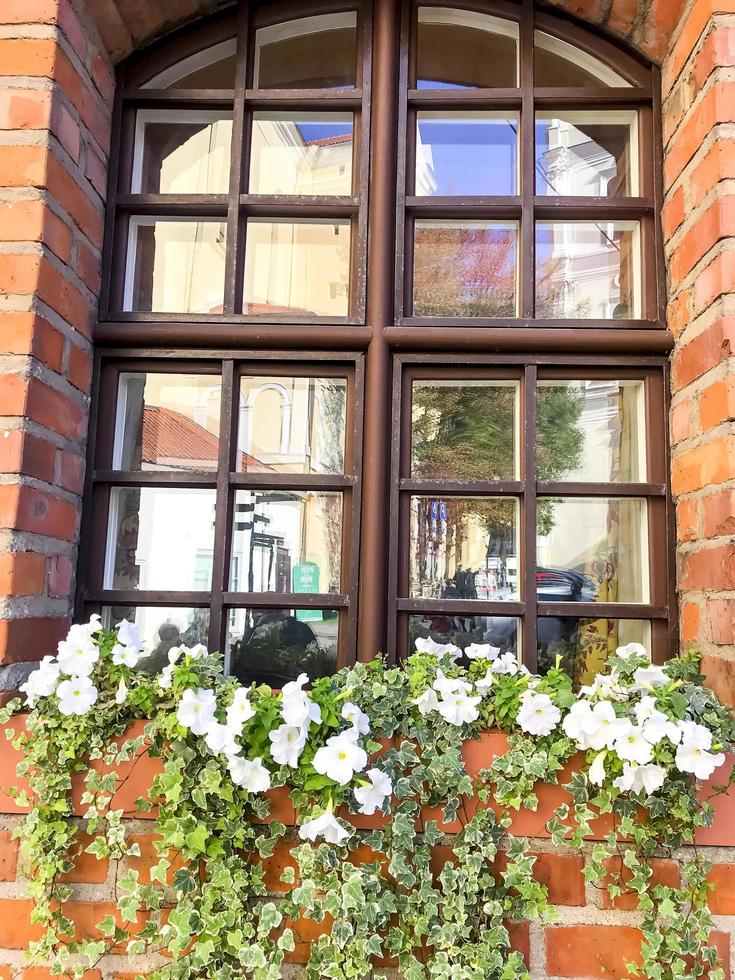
left=89, top=0, right=685, bottom=64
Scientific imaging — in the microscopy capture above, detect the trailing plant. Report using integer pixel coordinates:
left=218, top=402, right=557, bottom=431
left=3, top=621, right=735, bottom=979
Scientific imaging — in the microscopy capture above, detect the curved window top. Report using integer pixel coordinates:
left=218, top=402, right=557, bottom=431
left=535, top=31, right=631, bottom=88
left=253, top=12, right=358, bottom=89
left=142, top=38, right=237, bottom=89
left=416, top=6, right=519, bottom=89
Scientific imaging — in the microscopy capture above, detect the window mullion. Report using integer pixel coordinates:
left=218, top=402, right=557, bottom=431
left=209, top=359, right=236, bottom=662
left=519, top=0, right=535, bottom=320
left=522, top=363, right=538, bottom=672
left=223, top=4, right=249, bottom=315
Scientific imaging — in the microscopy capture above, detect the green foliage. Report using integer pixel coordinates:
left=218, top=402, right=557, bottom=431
left=2, top=630, right=734, bottom=979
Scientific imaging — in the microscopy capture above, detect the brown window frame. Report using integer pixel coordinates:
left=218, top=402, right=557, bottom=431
left=79, top=0, right=676, bottom=677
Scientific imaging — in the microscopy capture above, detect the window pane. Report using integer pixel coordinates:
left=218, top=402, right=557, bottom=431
left=535, top=221, right=640, bottom=319
left=417, top=7, right=518, bottom=88
left=105, top=487, right=217, bottom=591
left=101, top=606, right=211, bottom=671
left=408, top=615, right=519, bottom=659
left=142, top=39, right=237, bottom=89
left=535, top=111, right=638, bottom=197
left=535, top=31, right=631, bottom=87
left=227, top=607, right=338, bottom=686
left=537, top=497, right=649, bottom=603
left=411, top=380, right=519, bottom=480
left=254, top=13, right=357, bottom=89
left=125, top=218, right=226, bottom=314
left=243, top=219, right=351, bottom=316
left=132, top=111, right=232, bottom=194
left=238, top=376, right=347, bottom=474
left=231, top=490, right=342, bottom=594
left=409, top=496, right=519, bottom=600
left=416, top=112, right=518, bottom=195
left=537, top=380, right=646, bottom=483
left=250, top=112, right=353, bottom=195
left=538, top=618, right=650, bottom=687
left=113, top=372, right=221, bottom=473
left=413, top=220, right=517, bottom=317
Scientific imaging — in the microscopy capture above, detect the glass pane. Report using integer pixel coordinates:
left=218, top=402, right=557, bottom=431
left=416, top=112, right=518, bottom=195
left=250, top=112, right=353, bottom=195
left=143, top=39, right=237, bottom=89
left=537, top=497, right=649, bottom=603
left=227, top=607, right=338, bottom=686
left=409, top=496, right=519, bottom=600
left=537, top=380, right=646, bottom=483
left=535, top=111, right=638, bottom=197
left=411, top=380, right=519, bottom=480
left=254, top=13, right=357, bottom=89
left=231, top=490, right=343, bottom=594
left=408, top=615, right=519, bottom=660
left=535, top=221, right=640, bottom=319
left=105, top=487, right=217, bottom=591
left=132, top=111, right=232, bottom=194
left=538, top=618, right=651, bottom=687
left=113, top=372, right=221, bottom=473
left=125, top=218, right=226, bottom=314
left=238, top=376, right=347, bottom=474
left=101, top=606, right=211, bottom=672
left=243, top=219, right=351, bottom=316
left=413, top=220, right=517, bottom=317
left=417, top=7, right=518, bottom=88
left=534, top=31, right=631, bottom=88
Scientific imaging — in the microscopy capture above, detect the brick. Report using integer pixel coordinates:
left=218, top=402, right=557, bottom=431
left=0, top=616, right=68, bottom=664
left=57, top=0, right=88, bottom=59
left=47, top=553, right=73, bottom=599
left=677, top=498, right=699, bottom=541
left=0, top=39, right=57, bottom=78
left=531, top=852, right=586, bottom=906
left=693, top=27, right=735, bottom=92
left=0, top=89, right=51, bottom=131
left=601, top=857, right=680, bottom=910
left=0, top=253, right=94, bottom=338
left=681, top=542, right=735, bottom=590
left=695, top=250, right=735, bottom=314
left=673, top=318, right=735, bottom=390
left=672, top=437, right=735, bottom=494
left=670, top=197, right=735, bottom=281
left=26, top=376, right=87, bottom=441
left=58, top=448, right=85, bottom=494
left=607, top=0, right=637, bottom=36
left=126, top=833, right=185, bottom=885
left=682, top=600, right=701, bottom=643
left=546, top=925, right=643, bottom=978
left=707, top=598, right=735, bottom=645
left=665, top=84, right=735, bottom=189
left=59, top=833, right=108, bottom=884
left=703, top=488, right=735, bottom=537
left=0, top=430, right=56, bottom=485
left=0, top=0, right=58, bottom=23
left=671, top=398, right=691, bottom=442
left=75, top=241, right=101, bottom=296
left=701, top=653, right=735, bottom=708
left=22, top=971, right=101, bottom=980
left=0, top=552, right=46, bottom=596
left=0, top=484, right=79, bottom=540
left=663, top=185, right=686, bottom=239
left=690, top=140, right=735, bottom=209
left=50, top=99, right=80, bottom=163
left=0, top=313, right=65, bottom=373
left=84, top=145, right=107, bottom=199
left=640, top=0, right=687, bottom=61
left=67, top=341, right=93, bottom=392
left=700, top=377, right=735, bottom=431
left=0, top=829, right=19, bottom=881
left=0, top=899, right=45, bottom=948
left=0, top=199, right=72, bottom=264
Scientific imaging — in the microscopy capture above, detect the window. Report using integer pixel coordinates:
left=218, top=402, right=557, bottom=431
left=82, top=0, right=673, bottom=684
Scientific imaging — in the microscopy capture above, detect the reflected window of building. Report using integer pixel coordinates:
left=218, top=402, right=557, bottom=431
left=132, top=111, right=233, bottom=194
left=253, top=13, right=358, bottom=89
left=250, top=112, right=354, bottom=196
left=415, top=112, right=518, bottom=196
left=416, top=7, right=519, bottom=88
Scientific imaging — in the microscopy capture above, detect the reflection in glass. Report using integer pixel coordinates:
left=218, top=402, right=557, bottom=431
left=537, top=380, right=646, bottom=483
left=254, top=13, right=357, bottom=89
left=409, top=615, right=519, bottom=660
left=101, top=606, right=211, bottom=673
left=413, top=220, right=517, bottom=317
left=411, top=380, right=518, bottom=480
left=535, top=221, right=640, bottom=319
left=535, top=31, right=631, bottom=88
left=417, top=7, right=518, bottom=88
left=243, top=219, right=351, bottom=316
left=124, top=217, right=226, bottom=314
left=143, top=39, right=237, bottom=89
left=227, top=607, right=338, bottom=687
left=105, top=488, right=217, bottom=591
left=250, top=112, right=353, bottom=195
left=409, top=496, right=519, bottom=601
left=231, top=490, right=342, bottom=594
left=536, top=111, right=638, bottom=197
left=416, top=112, right=518, bottom=195
left=238, top=376, right=347, bottom=474
left=538, top=618, right=650, bottom=688
left=536, top=497, right=649, bottom=604
left=132, top=111, right=232, bottom=194
left=113, top=372, right=221, bottom=473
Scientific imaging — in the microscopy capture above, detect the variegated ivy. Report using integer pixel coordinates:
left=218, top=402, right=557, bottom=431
left=3, top=618, right=735, bottom=979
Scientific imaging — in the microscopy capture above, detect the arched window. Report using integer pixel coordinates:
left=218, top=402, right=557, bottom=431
left=81, top=0, right=673, bottom=689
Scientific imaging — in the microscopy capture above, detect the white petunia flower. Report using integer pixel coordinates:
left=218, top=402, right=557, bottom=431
left=204, top=720, right=240, bottom=758
left=176, top=688, right=217, bottom=736
left=614, top=762, right=666, bottom=796
left=269, top=723, right=308, bottom=768
left=675, top=722, right=726, bottom=779
left=633, top=665, right=669, bottom=691
left=228, top=755, right=271, bottom=793
left=167, top=645, right=186, bottom=665
left=588, top=750, right=607, bottom=786
left=341, top=701, right=370, bottom=735
left=490, top=652, right=521, bottom=676
left=19, top=656, right=61, bottom=707
left=613, top=721, right=654, bottom=765
left=158, top=664, right=175, bottom=690
left=115, top=677, right=128, bottom=705
left=562, top=700, right=598, bottom=747
left=313, top=733, right=368, bottom=785
left=517, top=692, right=561, bottom=737
left=57, top=634, right=99, bottom=678
left=299, top=810, right=350, bottom=844
left=226, top=687, right=255, bottom=728
left=465, top=643, right=500, bottom=661
left=280, top=673, right=322, bottom=730
left=413, top=687, right=440, bottom=717
left=56, top=675, right=98, bottom=716
left=634, top=696, right=680, bottom=745
left=587, top=701, right=629, bottom=751
left=433, top=669, right=472, bottom=696
left=415, top=636, right=462, bottom=660
left=187, top=644, right=208, bottom=661
left=112, top=643, right=143, bottom=668
left=579, top=672, right=629, bottom=702
left=437, top=689, right=482, bottom=726
left=116, top=619, right=144, bottom=651
left=616, top=642, right=649, bottom=661
left=354, top=768, right=393, bottom=815
left=475, top=669, right=494, bottom=694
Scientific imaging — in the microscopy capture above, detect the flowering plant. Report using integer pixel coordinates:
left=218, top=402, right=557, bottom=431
left=3, top=621, right=735, bottom=979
